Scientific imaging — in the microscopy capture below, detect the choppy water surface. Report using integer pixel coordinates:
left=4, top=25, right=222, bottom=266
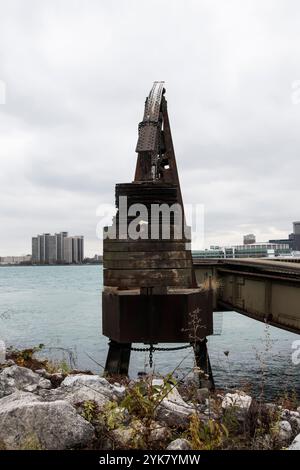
left=0, top=265, right=299, bottom=399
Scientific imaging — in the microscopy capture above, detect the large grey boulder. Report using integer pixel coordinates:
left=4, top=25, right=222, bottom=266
left=0, top=365, right=51, bottom=398
left=167, top=438, right=191, bottom=450
left=38, top=374, right=125, bottom=409
left=0, top=391, right=95, bottom=450
left=288, top=433, right=300, bottom=450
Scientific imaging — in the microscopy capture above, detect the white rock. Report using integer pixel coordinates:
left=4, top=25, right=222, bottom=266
left=277, top=420, right=292, bottom=442
left=280, top=409, right=300, bottom=432
left=152, top=378, right=164, bottom=387
left=288, top=433, right=300, bottom=450
left=0, top=365, right=51, bottom=397
left=39, top=386, right=109, bottom=409
left=281, top=409, right=300, bottom=419
left=62, top=374, right=125, bottom=400
left=222, top=391, right=252, bottom=411
left=167, top=438, right=191, bottom=450
left=155, top=386, right=195, bottom=428
left=0, top=391, right=95, bottom=449
left=39, top=374, right=125, bottom=409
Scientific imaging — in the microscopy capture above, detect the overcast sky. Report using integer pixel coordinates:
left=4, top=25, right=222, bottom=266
left=0, top=0, right=300, bottom=256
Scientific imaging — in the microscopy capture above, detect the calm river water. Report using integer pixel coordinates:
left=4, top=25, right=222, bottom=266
left=0, top=265, right=299, bottom=399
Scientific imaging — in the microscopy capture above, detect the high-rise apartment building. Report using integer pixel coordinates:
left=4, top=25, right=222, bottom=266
left=63, top=237, right=73, bottom=264
left=32, top=232, right=84, bottom=264
left=48, top=235, right=57, bottom=264
left=56, top=231, right=68, bottom=263
left=293, top=222, right=300, bottom=251
left=32, top=237, right=39, bottom=263
left=73, top=236, right=84, bottom=263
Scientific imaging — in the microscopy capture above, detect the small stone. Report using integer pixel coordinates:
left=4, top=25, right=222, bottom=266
left=280, top=409, right=300, bottom=432
left=277, top=420, right=292, bottom=442
left=152, top=378, right=164, bottom=387
left=222, top=391, right=252, bottom=411
left=281, top=409, right=300, bottom=419
left=167, top=438, right=191, bottom=450
left=288, top=433, right=300, bottom=450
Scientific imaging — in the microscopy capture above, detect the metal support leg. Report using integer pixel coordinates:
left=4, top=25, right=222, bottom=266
left=193, top=338, right=215, bottom=390
left=104, top=340, right=131, bottom=376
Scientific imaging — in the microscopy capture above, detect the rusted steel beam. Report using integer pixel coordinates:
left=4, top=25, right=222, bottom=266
left=193, top=259, right=300, bottom=334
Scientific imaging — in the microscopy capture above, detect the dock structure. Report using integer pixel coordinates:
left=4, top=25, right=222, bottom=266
left=194, top=258, right=300, bottom=334
left=102, top=82, right=213, bottom=381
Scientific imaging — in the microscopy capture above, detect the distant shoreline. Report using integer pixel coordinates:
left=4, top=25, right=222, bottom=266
left=0, top=263, right=103, bottom=267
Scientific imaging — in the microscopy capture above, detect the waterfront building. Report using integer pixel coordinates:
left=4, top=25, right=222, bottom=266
left=38, top=234, right=46, bottom=263
left=56, top=231, right=68, bottom=263
left=63, top=237, right=73, bottom=264
left=269, top=221, right=300, bottom=251
left=32, top=237, right=39, bottom=263
left=193, top=242, right=291, bottom=260
left=48, top=235, right=57, bottom=264
left=293, top=222, right=300, bottom=251
left=31, top=232, right=84, bottom=264
left=74, top=236, right=84, bottom=263
left=0, top=255, right=32, bottom=265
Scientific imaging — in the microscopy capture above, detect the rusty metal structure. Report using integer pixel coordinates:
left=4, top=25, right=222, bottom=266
left=194, top=258, right=300, bottom=334
left=102, top=82, right=213, bottom=378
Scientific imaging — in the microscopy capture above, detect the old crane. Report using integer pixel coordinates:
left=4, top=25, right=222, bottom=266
left=102, top=82, right=214, bottom=384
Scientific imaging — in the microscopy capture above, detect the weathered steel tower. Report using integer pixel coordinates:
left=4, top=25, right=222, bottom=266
left=102, top=82, right=213, bottom=381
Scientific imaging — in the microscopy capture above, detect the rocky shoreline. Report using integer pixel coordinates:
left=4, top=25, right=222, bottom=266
left=0, top=352, right=299, bottom=451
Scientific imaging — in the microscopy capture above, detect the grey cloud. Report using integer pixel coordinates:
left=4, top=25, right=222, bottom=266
left=0, top=0, right=300, bottom=255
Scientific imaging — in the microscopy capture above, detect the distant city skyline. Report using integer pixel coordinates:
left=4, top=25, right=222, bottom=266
left=32, top=232, right=84, bottom=265
left=1, top=219, right=300, bottom=259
